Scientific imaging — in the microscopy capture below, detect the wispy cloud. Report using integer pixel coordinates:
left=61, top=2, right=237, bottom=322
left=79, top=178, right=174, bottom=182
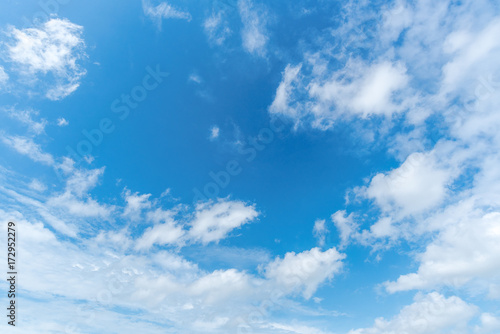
left=204, top=10, right=232, bottom=46
left=142, top=0, right=191, bottom=30
left=1, top=135, right=54, bottom=165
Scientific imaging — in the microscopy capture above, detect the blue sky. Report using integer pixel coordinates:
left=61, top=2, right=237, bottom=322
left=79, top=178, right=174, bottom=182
left=1, top=0, right=500, bottom=333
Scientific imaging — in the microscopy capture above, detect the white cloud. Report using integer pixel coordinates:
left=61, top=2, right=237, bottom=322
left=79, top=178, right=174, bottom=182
left=204, top=10, right=232, bottom=46
left=122, top=189, right=152, bottom=221
left=238, top=0, right=269, bottom=57
left=1, top=135, right=54, bottom=165
left=189, top=73, right=202, bottom=84
left=142, top=0, right=191, bottom=30
left=188, top=199, right=258, bottom=244
left=47, top=167, right=114, bottom=219
left=348, top=292, right=477, bottom=334
left=385, top=211, right=500, bottom=293
left=5, top=18, right=86, bottom=100
left=312, top=219, right=328, bottom=247
left=210, top=125, right=220, bottom=140
left=331, top=210, right=358, bottom=248
left=1, top=107, right=47, bottom=134
left=263, top=322, right=334, bottom=334
left=269, top=59, right=409, bottom=129
left=57, top=117, right=69, bottom=126
left=135, top=208, right=185, bottom=250
left=440, top=18, right=500, bottom=97
left=363, top=152, right=451, bottom=217
left=0, top=65, right=9, bottom=86
left=475, top=313, right=500, bottom=334
left=269, top=64, right=302, bottom=120
left=29, top=179, right=47, bottom=192
left=264, top=247, right=345, bottom=299
left=308, top=60, right=408, bottom=119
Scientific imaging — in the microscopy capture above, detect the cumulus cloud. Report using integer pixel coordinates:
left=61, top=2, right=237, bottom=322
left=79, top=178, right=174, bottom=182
left=385, top=211, right=500, bottom=293
left=204, top=10, right=232, bottom=46
left=188, top=199, right=258, bottom=244
left=363, top=152, right=451, bottom=217
left=270, top=60, right=409, bottom=129
left=5, top=18, right=86, bottom=100
left=348, top=292, right=477, bottom=334
left=264, top=247, right=345, bottom=299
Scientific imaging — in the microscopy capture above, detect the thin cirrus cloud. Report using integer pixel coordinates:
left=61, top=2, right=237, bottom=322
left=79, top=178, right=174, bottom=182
left=142, top=0, right=192, bottom=30
left=0, top=65, right=9, bottom=86
left=238, top=0, right=269, bottom=57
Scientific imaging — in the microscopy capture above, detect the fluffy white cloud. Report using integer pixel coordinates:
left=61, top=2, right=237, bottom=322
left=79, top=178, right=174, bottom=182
left=348, top=292, right=477, bottom=334
left=269, top=59, right=409, bottom=129
left=238, top=0, right=269, bottom=57
left=135, top=208, right=185, bottom=249
left=5, top=18, right=86, bottom=100
left=188, top=199, right=258, bottom=244
left=363, top=152, right=451, bottom=217
left=385, top=211, right=500, bottom=293
left=309, top=61, right=409, bottom=117
left=264, top=247, right=345, bottom=299
left=475, top=313, right=500, bottom=334
left=142, top=0, right=191, bottom=30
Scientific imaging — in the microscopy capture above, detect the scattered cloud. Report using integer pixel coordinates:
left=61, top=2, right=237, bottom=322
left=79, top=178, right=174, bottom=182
left=209, top=125, right=220, bottom=140
left=188, top=199, right=258, bottom=244
left=5, top=18, right=87, bottom=100
left=142, top=0, right=191, bottom=30
left=312, top=219, right=328, bottom=247
left=1, top=107, right=47, bottom=134
left=29, top=179, right=47, bottom=192
left=1, top=135, right=54, bottom=165
left=189, top=72, right=202, bottom=84
left=57, top=117, right=69, bottom=126
left=0, top=65, right=9, bottom=86
left=348, top=292, right=477, bottom=334
left=238, top=0, right=269, bottom=57
left=264, top=247, right=345, bottom=299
